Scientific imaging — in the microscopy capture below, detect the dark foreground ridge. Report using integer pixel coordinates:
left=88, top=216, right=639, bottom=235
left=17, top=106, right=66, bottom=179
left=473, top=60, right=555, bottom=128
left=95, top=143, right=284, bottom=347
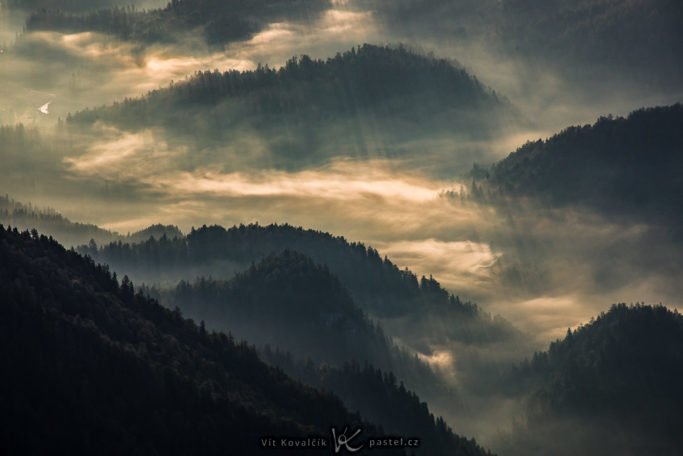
left=0, top=225, right=494, bottom=455
left=499, top=303, right=683, bottom=456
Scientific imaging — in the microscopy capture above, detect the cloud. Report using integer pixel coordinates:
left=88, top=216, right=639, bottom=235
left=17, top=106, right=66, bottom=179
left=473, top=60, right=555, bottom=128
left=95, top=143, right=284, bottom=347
left=373, top=239, right=499, bottom=292
left=0, top=30, right=254, bottom=125
left=152, top=164, right=441, bottom=203
left=226, top=8, right=380, bottom=64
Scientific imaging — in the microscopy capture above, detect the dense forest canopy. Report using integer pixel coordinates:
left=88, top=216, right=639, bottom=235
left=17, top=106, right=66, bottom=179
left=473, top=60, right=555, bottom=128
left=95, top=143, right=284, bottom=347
left=82, top=222, right=436, bottom=314
left=156, top=250, right=405, bottom=370
left=0, top=224, right=365, bottom=454
left=261, top=350, right=491, bottom=456
left=70, top=44, right=503, bottom=126
left=65, top=45, right=513, bottom=170
left=80, top=222, right=521, bottom=347
left=150, top=250, right=447, bottom=397
left=0, top=193, right=118, bottom=246
left=476, top=104, right=683, bottom=228
left=0, top=194, right=182, bottom=247
left=0, top=224, right=495, bottom=455
left=496, top=303, right=683, bottom=456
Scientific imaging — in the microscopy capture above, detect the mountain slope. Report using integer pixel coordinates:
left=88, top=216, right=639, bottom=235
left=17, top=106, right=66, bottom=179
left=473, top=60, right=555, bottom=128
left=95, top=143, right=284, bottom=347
left=0, top=225, right=370, bottom=454
left=71, top=44, right=505, bottom=129
left=154, top=250, right=426, bottom=378
left=261, top=350, right=492, bottom=456
left=0, top=194, right=182, bottom=247
left=0, top=193, right=118, bottom=247
left=478, top=104, right=683, bottom=228
left=80, top=223, right=521, bottom=349
left=65, top=45, right=514, bottom=170
left=497, top=303, right=683, bottom=456
left=0, top=224, right=495, bottom=456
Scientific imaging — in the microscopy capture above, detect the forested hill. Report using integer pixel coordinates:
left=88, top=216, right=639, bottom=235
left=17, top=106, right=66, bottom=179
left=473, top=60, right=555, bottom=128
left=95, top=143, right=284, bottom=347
left=261, top=350, right=492, bottom=456
left=26, top=0, right=330, bottom=45
left=499, top=303, right=683, bottom=456
left=128, top=223, right=183, bottom=241
left=476, top=104, right=683, bottom=227
left=80, top=222, right=519, bottom=346
left=67, top=45, right=513, bottom=167
left=79, top=221, right=524, bottom=368
left=0, top=194, right=117, bottom=247
left=153, top=250, right=432, bottom=384
left=0, top=224, right=495, bottom=456
left=0, top=194, right=182, bottom=247
left=71, top=45, right=503, bottom=128
left=82, top=222, right=435, bottom=315
left=0, top=224, right=362, bottom=454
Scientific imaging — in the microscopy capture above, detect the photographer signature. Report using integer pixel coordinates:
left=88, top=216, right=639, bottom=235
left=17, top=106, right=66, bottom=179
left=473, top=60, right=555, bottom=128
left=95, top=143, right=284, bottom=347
left=331, top=427, right=364, bottom=454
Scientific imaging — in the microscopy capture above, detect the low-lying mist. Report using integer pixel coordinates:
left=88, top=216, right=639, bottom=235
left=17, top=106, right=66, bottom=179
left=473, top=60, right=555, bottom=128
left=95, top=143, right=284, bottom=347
left=2, top=123, right=681, bottom=343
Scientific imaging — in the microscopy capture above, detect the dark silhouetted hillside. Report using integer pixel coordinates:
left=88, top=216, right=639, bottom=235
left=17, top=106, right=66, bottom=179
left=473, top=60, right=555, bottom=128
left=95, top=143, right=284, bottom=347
left=262, top=349, right=493, bottom=456
left=479, top=105, right=683, bottom=228
left=70, top=44, right=505, bottom=127
left=64, top=45, right=514, bottom=169
left=80, top=223, right=520, bottom=349
left=0, top=225, right=361, bottom=454
left=154, top=250, right=425, bottom=377
left=0, top=194, right=182, bottom=247
left=0, top=224, right=495, bottom=455
left=497, top=303, right=683, bottom=456
left=0, top=194, right=118, bottom=247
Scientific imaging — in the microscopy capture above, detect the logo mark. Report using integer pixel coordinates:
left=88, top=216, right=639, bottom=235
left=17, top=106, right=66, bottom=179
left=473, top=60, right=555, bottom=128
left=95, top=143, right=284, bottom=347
left=331, top=427, right=364, bottom=454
